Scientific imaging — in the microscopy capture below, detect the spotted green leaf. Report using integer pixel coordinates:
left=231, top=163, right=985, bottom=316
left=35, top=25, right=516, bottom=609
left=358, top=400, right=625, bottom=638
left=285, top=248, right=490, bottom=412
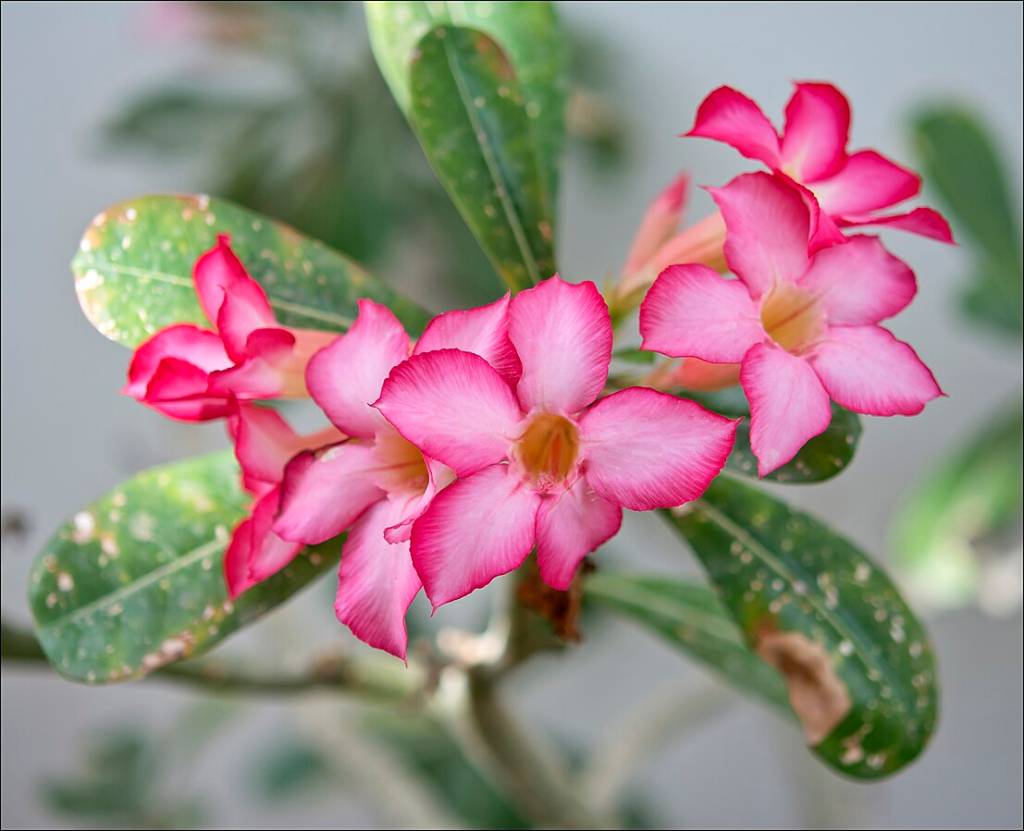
left=585, top=573, right=790, bottom=712
left=28, top=452, right=338, bottom=684
left=728, top=405, right=863, bottom=484
left=665, top=476, right=938, bottom=779
left=365, top=0, right=567, bottom=209
left=73, top=194, right=430, bottom=349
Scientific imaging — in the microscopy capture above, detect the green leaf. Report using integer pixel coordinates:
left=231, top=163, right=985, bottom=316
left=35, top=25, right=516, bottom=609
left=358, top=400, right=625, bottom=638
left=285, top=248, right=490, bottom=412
left=666, top=476, right=938, bottom=779
left=73, top=194, right=430, bottom=349
left=28, top=452, right=338, bottom=684
left=366, top=1, right=567, bottom=292
left=911, top=107, right=1023, bottom=337
left=890, top=399, right=1023, bottom=608
left=365, top=0, right=567, bottom=205
left=404, top=25, right=555, bottom=291
left=585, top=572, right=790, bottom=712
left=728, top=405, right=862, bottom=484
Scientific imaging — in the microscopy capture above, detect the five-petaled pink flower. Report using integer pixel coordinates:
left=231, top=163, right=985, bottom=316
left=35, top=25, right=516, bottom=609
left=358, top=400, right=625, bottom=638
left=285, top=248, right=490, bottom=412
left=270, top=296, right=521, bottom=659
left=124, top=235, right=335, bottom=420
left=375, top=276, right=738, bottom=610
left=640, top=172, right=944, bottom=476
left=223, top=403, right=341, bottom=597
left=686, top=82, right=954, bottom=249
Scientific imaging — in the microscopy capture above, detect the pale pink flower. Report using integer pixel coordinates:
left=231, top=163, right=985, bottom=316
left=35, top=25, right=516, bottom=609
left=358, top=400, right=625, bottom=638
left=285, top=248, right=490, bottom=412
left=375, top=277, right=738, bottom=609
left=640, top=172, right=944, bottom=476
left=271, top=296, right=519, bottom=658
left=686, top=82, right=954, bottom=249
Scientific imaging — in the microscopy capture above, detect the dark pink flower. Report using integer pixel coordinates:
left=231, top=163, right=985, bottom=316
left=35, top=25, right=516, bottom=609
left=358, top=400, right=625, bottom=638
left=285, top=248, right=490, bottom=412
left=640, top=172, right=944, bottom=476
left=686, top=83, right=954, bottom=248
left=124, top=235, right=334, bottom=421
left=375, top=277, right=738, bottom=610
left=223, top=403, right=342, bottom=598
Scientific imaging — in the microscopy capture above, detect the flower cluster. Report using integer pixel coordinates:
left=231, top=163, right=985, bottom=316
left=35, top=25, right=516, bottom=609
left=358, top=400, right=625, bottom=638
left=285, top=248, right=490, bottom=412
left=125, top=82, right=944, bottom=658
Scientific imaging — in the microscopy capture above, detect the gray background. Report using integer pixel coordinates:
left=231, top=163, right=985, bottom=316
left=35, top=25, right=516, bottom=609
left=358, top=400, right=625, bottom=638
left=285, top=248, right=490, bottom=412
left=2, top=1, right=1022, bottom=828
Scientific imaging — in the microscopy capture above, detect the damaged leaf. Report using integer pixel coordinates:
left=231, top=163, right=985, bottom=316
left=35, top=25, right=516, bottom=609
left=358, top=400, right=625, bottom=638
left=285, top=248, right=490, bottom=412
left=665, top=475, right=938, bottom=779
left=28, top=452, right=338, bottom=684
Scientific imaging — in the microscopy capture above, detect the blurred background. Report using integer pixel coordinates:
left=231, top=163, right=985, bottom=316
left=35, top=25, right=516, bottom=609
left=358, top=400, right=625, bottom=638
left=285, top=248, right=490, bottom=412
left=2, top=2, right=1021, bottom=828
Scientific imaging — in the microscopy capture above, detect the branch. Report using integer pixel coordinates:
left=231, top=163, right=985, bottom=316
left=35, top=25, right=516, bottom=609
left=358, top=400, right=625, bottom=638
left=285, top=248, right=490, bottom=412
left=2, top=619, right=426, bottom=702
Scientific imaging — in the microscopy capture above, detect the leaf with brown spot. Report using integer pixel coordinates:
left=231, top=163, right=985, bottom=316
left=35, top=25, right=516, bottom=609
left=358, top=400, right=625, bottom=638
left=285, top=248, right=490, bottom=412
left=664, top=475, right=939, bottom=779
left=28, top=452, right=339, bottom=684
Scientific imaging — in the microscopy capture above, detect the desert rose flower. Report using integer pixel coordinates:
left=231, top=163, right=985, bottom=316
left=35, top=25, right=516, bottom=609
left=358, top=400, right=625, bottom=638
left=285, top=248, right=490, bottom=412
left=271, top=296, right=519, bottom=659
left=640, top=172, right=944, bottom=477
left=686, top=82, right=954, bottom=248
left=124, top=234, right=335, bottom=420
left=223, top=403, right=342, bottom=597
left=375, top=276, right=738, bottom=610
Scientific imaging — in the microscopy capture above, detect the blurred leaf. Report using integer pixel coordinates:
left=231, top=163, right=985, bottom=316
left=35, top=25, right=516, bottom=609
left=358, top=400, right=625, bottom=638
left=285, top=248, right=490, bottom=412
left=402, top=25, right=556, bottom=291
left=585, top=572, right=790, bottom=712
left=43, top=727, right=204, bottom=829
left=365, top=0, right=568, bottom=202
left=728, top=405, right=862, bottom=484
left=666, top=476, right=938, bottom=779
left=73, top=194, right=429, bottom=349
left=28, top=452, right=339, bottom=684
left=890, top=399, right=1023, bottom=608
left=912, top=107, right=1023, bottom=337
left=363, top=711, right=529, bottom=829
left=612, top=347, right=657, bottom=365
left=250, top=738, right=333, bottom=800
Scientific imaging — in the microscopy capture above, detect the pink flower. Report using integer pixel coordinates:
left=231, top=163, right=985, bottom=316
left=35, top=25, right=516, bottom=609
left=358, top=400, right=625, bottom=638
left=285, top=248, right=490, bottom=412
left=640, top=172, right=944, bottom=476
left=271, top=296, right=520, bottom=659
left=124, top=235, right=335, bottom=421
left=223, top=403, right=342, bottom=598
left=686, top=83, right=954, bottom=249
left=375, top=277, right=738, bottom=610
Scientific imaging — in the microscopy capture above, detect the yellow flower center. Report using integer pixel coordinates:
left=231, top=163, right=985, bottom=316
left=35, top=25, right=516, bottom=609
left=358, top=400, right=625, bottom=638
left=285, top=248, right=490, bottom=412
left=516, top=413, right=580, bottom=487
left=760, top=283, right=825, bottom=353
left=370, top=430, right=430, bottom=495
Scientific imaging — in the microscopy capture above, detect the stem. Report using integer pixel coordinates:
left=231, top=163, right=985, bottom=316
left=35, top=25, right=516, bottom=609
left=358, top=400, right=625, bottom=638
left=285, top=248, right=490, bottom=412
left=2, top=619, right=425, bottom=702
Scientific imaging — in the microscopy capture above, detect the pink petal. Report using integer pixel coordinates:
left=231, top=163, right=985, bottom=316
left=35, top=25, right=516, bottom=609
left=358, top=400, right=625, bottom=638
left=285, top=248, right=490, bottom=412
left=799, top=235, right=917, bottom=325
left=142, top=357, right=234, bottom=421
left=709, top=173, right=811, bottom=299
left=685, top=86, right=781, bottom=168
left=411, top=464, right=540, bottom=608
left=780, top=82, right=850, bottom=182
left=835, top=207, right=955, bottom=244
left=124, top=323, right=231, bottom=398
left=207, top=329, right=297, bottom=400
left=193, top=234, right=257, bottom=326
left=215, top=276, right=277, bottom=362
left=674, top=358, right=742, bottom=392
left=808, top=325, right=943, bottom=416
left=623, top=173, right=689, bottom=277
left=224, top=517, right=257, bottom=598
left=776, top=172, right=849, bottom=253
left=224, top=487, right=302, bottom=598
left=306, top=299, right=410, bottom=439
left=375, top=349, right=522, bottom=477
left=508, top=276, right=612, bottom=414
left=639, top=263, right=763, bottom=362
left=274, top=441, right=384, bottom=544
left=229, top=403, right=342, bottom=491
left=579, top=387, right=738, bottom=510
left=535, top=478, right=622, bottom=590
left=413, top=294, right=522, bottom=385
left=740, top=343, right=832, bottom=476
left=335, top=498, right=423, bottom=660
left=812, top=150, right=920, bottom=216
left=247, top=487, right=303, bottom=582
left=383, top=457, right=452, bottom=544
